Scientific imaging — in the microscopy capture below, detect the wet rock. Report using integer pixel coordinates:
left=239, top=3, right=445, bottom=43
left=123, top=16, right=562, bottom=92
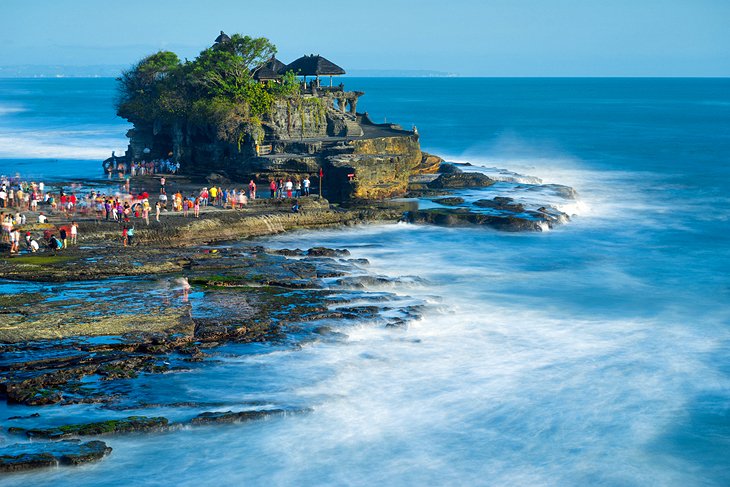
left=434, top=197, right=465, bottom=206
left=334, top=276, right=396, bottom=289
left=437, top=163, right=463, bottom=174
left=190, top=408, right=303, bottom=425
left=269, top=248, right=305, bottom=257
left=473, top=197, right=526, bottom=213
left=0, top=440, right=111, bottom=472
left=8, top=416, right=169, bottom=439
left=7, top=413, right=41, bottom=421
left=405, top=209, right=546, bottom=231
left=541, top=184, right=578, bottom=199
left=306, top=247, right=351, bottom=257
left=428, top=172, right=495, bottom=189
left=346, top=258, right=370, bottom=266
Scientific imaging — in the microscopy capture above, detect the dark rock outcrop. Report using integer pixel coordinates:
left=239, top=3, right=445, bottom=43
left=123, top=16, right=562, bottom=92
left=0, top=440, right=111, bottom=472
left=405, top=209, right=547, bottom=232
left=307, top=247, right=351, bottom=257
left=428, top=172, right=495, bottom=189
left=190, top=408, right=306, bottom=425
left=8, top=416, right=169, bottom=439
left=434, top=197, right=465, bottom=206
left=473, top=197, right=526, bottom=213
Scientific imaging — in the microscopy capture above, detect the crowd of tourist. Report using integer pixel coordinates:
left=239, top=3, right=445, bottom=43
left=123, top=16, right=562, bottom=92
left=107, top=157, right=180, bottom=178
left=1, top=171, right=316, bottom=255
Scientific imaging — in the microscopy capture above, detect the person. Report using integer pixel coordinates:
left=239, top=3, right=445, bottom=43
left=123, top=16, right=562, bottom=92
left=294, top=179, right=301, bottom=198
left=159, top=191, right=168, bottom=210
left=269, top=180, right=276, bottom=199
left=285, top=179, right=293, bottom=198
left=160, top=176, right=166, bottom=194
left=59, top=226, right=68, bottom=248
left=193, top=197, right=200, bottom=218
left=249, top=180, right=256, bottom=199
left=142, top=199, right=151, bottom=225
left=127, top=226, right=135, bottom=245
left=70, top=221, right=78, bottom=245
left=155, top=201, right=161, bottom=222
left=38, top=212, right=47, bottom=224
left=291, top=200, right=300, bottom=213
left=9, top=227, right=19, bottom=254
left=122, top=226, right=129, bottom=247
left=49, top=234, right=62, bottom=252
left=303, top=176, right=310, bottom=196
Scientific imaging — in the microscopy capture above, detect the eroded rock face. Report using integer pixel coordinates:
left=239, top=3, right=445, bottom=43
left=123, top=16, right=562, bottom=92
left=0, top=440, right=112, bottom=472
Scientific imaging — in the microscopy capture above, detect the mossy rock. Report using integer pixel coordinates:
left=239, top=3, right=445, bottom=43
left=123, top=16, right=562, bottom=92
left=12, top=416, right=169, bottom=439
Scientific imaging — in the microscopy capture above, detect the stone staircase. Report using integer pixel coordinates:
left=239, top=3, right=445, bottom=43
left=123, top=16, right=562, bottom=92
left=344, top=117, right=364, bottom=137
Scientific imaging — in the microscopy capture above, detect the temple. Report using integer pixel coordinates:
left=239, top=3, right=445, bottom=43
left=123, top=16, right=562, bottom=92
left=117, top=33, right=427, bottom=201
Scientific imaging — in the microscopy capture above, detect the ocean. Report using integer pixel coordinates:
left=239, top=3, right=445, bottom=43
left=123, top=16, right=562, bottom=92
left=1, top=77, right=729, bottom=486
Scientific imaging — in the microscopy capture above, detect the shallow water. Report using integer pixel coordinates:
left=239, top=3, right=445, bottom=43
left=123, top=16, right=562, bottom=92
left=1, top=78, right=729, bottom=485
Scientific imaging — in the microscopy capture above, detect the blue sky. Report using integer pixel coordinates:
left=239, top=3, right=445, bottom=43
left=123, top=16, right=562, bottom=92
left=1, top=0, right=728, bottom=76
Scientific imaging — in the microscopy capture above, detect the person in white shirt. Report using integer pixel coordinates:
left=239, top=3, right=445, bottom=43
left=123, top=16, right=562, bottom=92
left=38, top=212, right=47, bottom=223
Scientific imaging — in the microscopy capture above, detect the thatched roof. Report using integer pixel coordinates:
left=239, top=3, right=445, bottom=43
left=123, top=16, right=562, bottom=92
left=214, top=31, right=230, bottom=44
left=252, top=56, right=287, bottom=81
left=286, top=55, right=345, bottom=76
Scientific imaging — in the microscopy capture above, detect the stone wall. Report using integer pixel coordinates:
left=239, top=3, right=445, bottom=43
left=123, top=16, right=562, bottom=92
left=265, top=97, right=328, bottom=140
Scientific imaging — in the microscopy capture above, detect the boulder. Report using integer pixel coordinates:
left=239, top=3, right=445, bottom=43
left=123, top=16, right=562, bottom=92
left=428, top=172, right=495, bottom=189
left=307, top=247, right=351, bottom=257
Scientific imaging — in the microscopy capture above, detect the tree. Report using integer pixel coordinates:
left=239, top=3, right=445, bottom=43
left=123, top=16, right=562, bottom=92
left=117, top=51, right=181, bottom=122
left=116, top=34, right=297, bottom=148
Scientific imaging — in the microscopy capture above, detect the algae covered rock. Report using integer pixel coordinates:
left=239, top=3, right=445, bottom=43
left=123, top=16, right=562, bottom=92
left=9, top=416, right=169, bottom=439
left=190, top=409, right=295, bottom=425
left=0, top=440, right=111, bottom=472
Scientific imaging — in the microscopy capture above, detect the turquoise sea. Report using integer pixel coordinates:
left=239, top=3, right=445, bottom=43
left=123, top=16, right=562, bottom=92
left=1, top=78, right=729, bottom=486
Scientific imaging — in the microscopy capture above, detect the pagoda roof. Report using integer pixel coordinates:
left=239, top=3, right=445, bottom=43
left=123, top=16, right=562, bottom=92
left=252, top=56, right=287, bottom=80
left=285, top=55, right=345, bottom=76
left=214, top=31, right=231, bottom=44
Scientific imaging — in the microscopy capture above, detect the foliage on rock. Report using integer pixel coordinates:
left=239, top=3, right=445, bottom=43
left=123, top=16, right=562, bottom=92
left=116, top=34, right=299, bottom=147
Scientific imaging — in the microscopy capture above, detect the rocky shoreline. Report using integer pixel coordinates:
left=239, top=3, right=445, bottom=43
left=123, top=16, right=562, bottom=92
left=0, top=165, right=576, bottom=473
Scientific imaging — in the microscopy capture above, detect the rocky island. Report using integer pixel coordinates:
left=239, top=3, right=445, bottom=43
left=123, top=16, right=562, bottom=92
left=110, top=31, right=423, bottom=202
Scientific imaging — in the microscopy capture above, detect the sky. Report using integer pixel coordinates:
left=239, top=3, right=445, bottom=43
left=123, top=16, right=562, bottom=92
left=1, top=0, right=729, bottom=76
